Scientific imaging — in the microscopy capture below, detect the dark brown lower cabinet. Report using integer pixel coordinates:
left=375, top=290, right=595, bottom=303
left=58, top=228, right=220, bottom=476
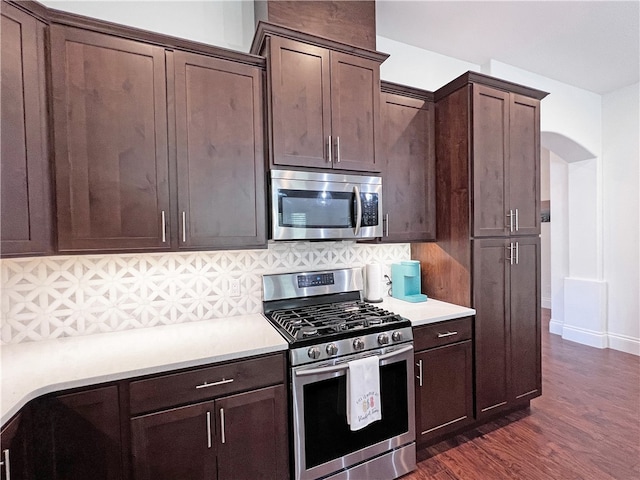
left=473, top=236, right=541, bottom=419
left=33, top=385, right=122, bottom=480
left=131, top=385, right=288, bottom=480
left=414, top=318, right=474, bottom=445
left=0, top=410, right=31, bottom=480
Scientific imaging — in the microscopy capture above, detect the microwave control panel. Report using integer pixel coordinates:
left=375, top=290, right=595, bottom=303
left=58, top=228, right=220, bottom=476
left=361, top=194, right=379, bottom=227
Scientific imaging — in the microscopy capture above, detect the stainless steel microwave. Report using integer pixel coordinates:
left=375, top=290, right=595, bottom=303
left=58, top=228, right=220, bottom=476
left=270, top=169, right=383, bottom=241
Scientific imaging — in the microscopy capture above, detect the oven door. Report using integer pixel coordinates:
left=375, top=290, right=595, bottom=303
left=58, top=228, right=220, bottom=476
left=291, top=344, right=416, bottom=480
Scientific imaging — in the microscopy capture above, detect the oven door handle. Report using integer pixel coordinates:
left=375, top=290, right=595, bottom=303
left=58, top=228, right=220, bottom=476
left=294, top=345, right=413, bottom=377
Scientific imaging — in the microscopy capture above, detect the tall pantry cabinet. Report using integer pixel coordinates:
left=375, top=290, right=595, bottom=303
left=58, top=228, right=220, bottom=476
left=412, top=72, right=548, bottom=420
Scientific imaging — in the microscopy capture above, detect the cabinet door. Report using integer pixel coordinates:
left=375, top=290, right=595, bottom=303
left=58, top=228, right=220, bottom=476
left=472, top=85, right=509, bottom=237
left=34, top=386, right=122, bottom=480
left=1, top=411, right=30, bottom=480
left=216, top=385, right=289, bottom=480
left=330, top=52, right=380, bottom=172
left=268, top=36, right=331, bottom=168
left=473, top=238, right=510, bottom=419
left=510, top=237, right=541, bottom=401
left=172, top=51, right=266, bottom=249
left=509, top=94, right=541, bottom=236
left=415, top=341, right=473, bottom=445
left=381, top=91, right=435, bottom=241
left=131, top=401, right=216, bottom=480
left=1, top=2, right=53, bottom=257
left=51, top=25, right=170, bottom=252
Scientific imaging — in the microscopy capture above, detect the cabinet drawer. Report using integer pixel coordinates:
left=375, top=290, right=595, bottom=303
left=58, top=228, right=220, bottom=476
left=414, top=317, right=473, bottom=351
left=130, top=354, right=285, bottom=415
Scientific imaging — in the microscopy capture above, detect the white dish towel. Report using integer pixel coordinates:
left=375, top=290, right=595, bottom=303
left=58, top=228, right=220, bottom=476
left=347, top=355, right=382, bottom=431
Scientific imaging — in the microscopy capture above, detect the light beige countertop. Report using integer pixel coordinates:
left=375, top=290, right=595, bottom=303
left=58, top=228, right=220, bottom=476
left=1, top=297, right=474, bottom=426
left=0, top=313, right=287, bottom=425
left=372, top=297, right=476, bottom=326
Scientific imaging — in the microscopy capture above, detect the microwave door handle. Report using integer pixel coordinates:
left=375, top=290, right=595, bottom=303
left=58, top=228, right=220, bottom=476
left=354, top=185, right=362, bottom=236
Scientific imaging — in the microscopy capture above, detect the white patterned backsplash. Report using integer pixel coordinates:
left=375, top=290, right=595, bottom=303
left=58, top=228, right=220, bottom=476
left=1, top=242, right=410, bottom=344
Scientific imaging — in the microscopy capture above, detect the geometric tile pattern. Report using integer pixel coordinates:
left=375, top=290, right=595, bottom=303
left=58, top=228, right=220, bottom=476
left=0, top=242, right=410, bottom=344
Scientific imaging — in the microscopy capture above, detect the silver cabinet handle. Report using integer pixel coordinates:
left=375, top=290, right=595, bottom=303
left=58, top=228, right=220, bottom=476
left=327, top=135, right=333, bottom=163
left=507, top=209, right=514, bottom=232
left=336, top=136, right=340, bottom=163
left=195, top=378, right=234, bottom=389
left=515, top=208, right=519, bottom=231
left=206, top=411, right=212, bottom=449
left=506, top=243, right=514, bottom=265
left=437, top=331, right=458, bottom=338
left=353, top=185, right=362, bottom=236
left=181, top=211, right=186, bottom=243
left=2, top=449, right=10, bottom=480
left=220, top=408, right=226, bottom=444
left=385, top=213, right=389, bottom=237
left=416, top=359, right=423, bottom=387
left=515, top=241, right=519, bottom=265
left=161, top=210, right=167, bottom=243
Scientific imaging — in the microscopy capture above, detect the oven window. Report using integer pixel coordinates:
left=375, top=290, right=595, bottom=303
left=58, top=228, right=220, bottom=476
left=278, top=189, right=354, bottom=228
left=303, top=361, right=409, bottom=469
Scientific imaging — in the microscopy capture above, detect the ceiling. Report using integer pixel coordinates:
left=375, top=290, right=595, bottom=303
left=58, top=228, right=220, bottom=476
left=375, top=0, right=640, bottom=95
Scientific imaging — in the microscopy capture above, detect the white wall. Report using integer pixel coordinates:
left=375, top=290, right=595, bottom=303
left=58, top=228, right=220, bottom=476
left=541, top=149, right=551, bottom=309
left=40, top=0, right=256, bottom=52
left=602, top=82, right=640, bottom=353
left=376, top=36, right=479, bottom=91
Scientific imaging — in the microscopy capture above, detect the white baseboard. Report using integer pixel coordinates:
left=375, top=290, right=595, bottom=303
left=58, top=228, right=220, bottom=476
left=608, top=333, right=640, bottom=356
left=561, top=324, right=609, bottom=349
left=548, top=318, right=563, bottom=336
left=541, top=296, right=552, bottom=309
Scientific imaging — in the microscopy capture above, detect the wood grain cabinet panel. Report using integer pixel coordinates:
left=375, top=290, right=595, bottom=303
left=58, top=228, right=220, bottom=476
left=1, top=1, right=53, bottom=257
left=0, top=410, right=31, bottom=480
left=216, top=385, right=289, bottom=480
left=33, top=386, right=122, bottom=480
left=414, top=318, right=473, bottom=445
left=172, top=51, right=266, bottom=249
left=471, top=85, right=541, bottom=238
left=380, top=85, right=435, bottom=242
left=261, top=32, right=383, bottom=172
left=473, top=236, right=541, bottom=419
left=131, top=401, right=217, bottom=480
left=50, top=25, right=171, bottom=253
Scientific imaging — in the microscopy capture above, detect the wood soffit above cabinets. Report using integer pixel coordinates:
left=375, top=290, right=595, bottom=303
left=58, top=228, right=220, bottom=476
left=435, top=71, right=549, bottom=102
left=254, top=0, right=377, bottom=51
left=250, top=21, right=389, bottom=64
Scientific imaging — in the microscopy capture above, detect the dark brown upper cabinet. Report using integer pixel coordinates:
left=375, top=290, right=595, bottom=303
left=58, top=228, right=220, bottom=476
left=251, top=22, right=388, bottom=173
left=1, top=1, right=54, bottom=257
left=470, top=84, right=542, bottom=238
left=50, top=24, right=171, bottom=253
left=48, top=11, right=268, bottom=254
left=379, top=82, right=435, bottom=242
left=171, top=51, right=266, bottom=250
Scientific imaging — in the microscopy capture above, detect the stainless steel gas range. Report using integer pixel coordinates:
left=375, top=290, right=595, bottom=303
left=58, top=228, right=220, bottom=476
left=262, top=268, right=416, bottom=480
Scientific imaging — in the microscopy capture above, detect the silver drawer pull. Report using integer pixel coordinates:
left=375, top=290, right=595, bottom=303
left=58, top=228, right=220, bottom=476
left=437, top=331, right=458, bottom=338
left=195, top=378, right=234, bottom=389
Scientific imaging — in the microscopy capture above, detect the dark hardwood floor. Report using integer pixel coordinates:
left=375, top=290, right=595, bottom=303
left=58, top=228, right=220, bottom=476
left=404, top=309, right=640, bottom=480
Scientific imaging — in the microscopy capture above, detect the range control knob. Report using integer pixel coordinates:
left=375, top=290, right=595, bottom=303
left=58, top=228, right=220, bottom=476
left=353, top=338, right=365, bottom=351
left=308, top=346, right=321, bottom=359
left=326, top=343, right=339, bottom=356
left=391, top=331, right=403, bottom=342
left=377, top=333, right=390, bottom=345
